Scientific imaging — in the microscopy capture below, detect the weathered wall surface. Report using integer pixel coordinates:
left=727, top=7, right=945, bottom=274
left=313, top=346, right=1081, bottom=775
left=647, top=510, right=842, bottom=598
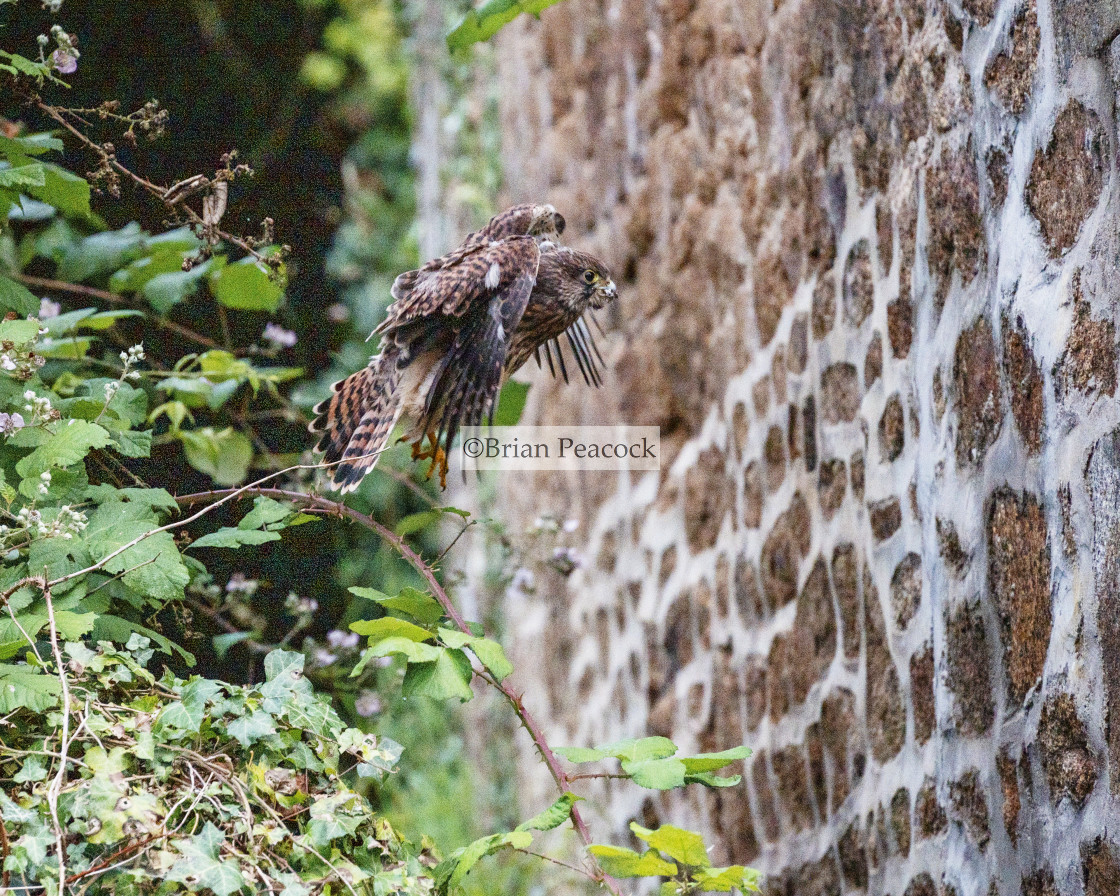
left=488, top=0, right=1120, bottom=891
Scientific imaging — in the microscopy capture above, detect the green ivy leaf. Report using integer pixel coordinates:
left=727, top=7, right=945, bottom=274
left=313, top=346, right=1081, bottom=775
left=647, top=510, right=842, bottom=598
left=209, top=256, right=285, bottom=312
left=167, top=822, right=246, bottom=896
left=630, top=823, right=710, bottom=867
left=515, top=792, right=583, bottom=832
left=586, top=845, right=677, bottom=879
left=227, top=709, right=278, bottom=747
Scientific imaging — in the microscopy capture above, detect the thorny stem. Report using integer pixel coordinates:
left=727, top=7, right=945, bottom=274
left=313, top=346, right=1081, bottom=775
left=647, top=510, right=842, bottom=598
left=172, top=486, right=621, bottom=895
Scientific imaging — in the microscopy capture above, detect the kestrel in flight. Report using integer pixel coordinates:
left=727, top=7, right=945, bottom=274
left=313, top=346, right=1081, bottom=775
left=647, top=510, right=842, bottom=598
left=311, top=204, right=618, bottom=492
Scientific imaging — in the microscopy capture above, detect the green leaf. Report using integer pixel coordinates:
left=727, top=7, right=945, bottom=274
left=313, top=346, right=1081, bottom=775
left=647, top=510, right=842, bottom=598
left=0, top=316, right=43, bottom=343
left=691, top=865, right=762, bottom=893
left=0, top=274, right=39, bottom=315
left=15, top=420, right=112, bottom=485
left=227, top=709, right=277, bottom=747
left=239, top=496, right=293, bottom=530
left=679, top=746, right=752, bottom=773
left=402, top=649, right=474, bottom=701
left=394, top=509, right=443, bottom=536
left=515, top=792, right=583, bottom=832
left=631, top=824, right=710, bottom=867
left=600, top=736, right=679, bottom=762
left=56, top=222, right=146, bottom=282
left=178, top=426, right=253, bottom=485
left=167, top=823, right=246, bottom=896
left=0, top=664, right=61, bottom=712
left=439, top=630, right=513, bottom=681
left=435, top=830, right=534, bottom=893
left=587, top=845, right=678, bottom=879
left=85, top=503, right=190, bottom=604
left=209, top=256, right=285, bottom=311
left=24, top=162, right=92, bottom=220
left=624, top=757, right=687, bottom=790
left=350, top=586, right=444, bottom=625
left=494, top=379, right=529, bottom=426
left=684, top=771, right=742, bottom=788
left=446, top=0, right=566, bottom=51
left=0, top=162, right=46, bottom=190
left=212, top=631, right=253, bottom=658
left=0, top=133, right=64, bottom=156
left=189, top=527, right=282, bottom=549
left=142, top=256, right=222, bottom=313
left=351, top=616, right=433, bottom=644
left=555, top=745, right=609, bottom=763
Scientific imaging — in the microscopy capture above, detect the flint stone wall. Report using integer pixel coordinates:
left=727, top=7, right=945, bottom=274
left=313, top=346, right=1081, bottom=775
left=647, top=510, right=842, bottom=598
left=487, top=0, right=1120, bottom=890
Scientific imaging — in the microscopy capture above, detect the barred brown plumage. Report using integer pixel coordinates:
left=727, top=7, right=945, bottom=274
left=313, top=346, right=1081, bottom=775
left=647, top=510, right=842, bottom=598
left=310, top=204, right=617, bottom=492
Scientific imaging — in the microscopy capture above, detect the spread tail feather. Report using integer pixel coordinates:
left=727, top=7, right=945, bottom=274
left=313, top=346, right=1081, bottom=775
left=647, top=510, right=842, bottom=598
left=309, top=353, right=402, bottom=493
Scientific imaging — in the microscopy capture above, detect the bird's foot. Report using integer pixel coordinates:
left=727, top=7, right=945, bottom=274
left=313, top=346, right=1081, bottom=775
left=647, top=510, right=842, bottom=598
left=423, top=445, right=449, bottom=490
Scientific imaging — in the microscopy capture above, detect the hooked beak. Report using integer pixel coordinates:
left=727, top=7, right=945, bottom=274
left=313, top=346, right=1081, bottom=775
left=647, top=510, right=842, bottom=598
left=592, top=279, right=617, bottom=308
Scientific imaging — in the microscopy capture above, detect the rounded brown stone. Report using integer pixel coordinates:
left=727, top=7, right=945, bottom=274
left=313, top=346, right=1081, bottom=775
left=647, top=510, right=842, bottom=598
left=946, top=600, right=995, bottom=735
left=926, top=147, right=985, bottom=307
left=789, top=313, right=809, bottom=373
left=685, top=445, right=733, bottom=552
left=869, top=496, right=902, bottom=541
left=838, top=821, right=869, bottom=888
left=1082, top=837, right=1120, bottom=896
left=865, top=331, right=884, bottom=387
left=812, top=272, right=837, bottom=339
left=743, top=461, right=763, bottom=529
left=850, top=450, right=866, bottom=499
left=950, top=768, right=990, bottom=850
left=772, top=745, right=814, bottom=832
left=891, top=787, right=912, bottom=857
left=1038, top=692, right=1098, bottom=808
left=1002, top=313, right=1045, bottom=453
left=879, top=393, right=906, bottom=462
left=953, top=316, right=1003, bottom=467
left=988, top=487, right=1052, bottom=703
left=887, top=297, right=913, bottom=358
left=764, top=424, right=787, bottom=492
left=904, top=872, right=937, bottom=896
left=910, top=643, right=936, bottom=744
left=818, top=457, right=848, bottom=519
left=865, top=572, right=906, bottom=761
left=1056, top=273, right=1118, bottom=399
left=843, top=240, right=874, bottom=327
left=996, top=748, right=1021, bottom=846
left=760, top=494, right=810, bottom=607
left=890, top=552, right=922, bottom=628
left=915, top=780, right=947, bottom=837
left=789, top=556, right=837, bottom=704
left=1026, top=100, right=1105, bottom=256
left=821, top=362, right=861, bottom=423
left=984, top=2, right=1040, bottom=115
left=734, top=553, right=767, bottom=620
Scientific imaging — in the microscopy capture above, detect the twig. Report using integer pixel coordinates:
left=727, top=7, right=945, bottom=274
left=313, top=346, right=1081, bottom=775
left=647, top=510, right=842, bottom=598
left=42, top=578, right=71, bottom=895
left=14, top=273, right=223, bottom=350
left=0, top=792, right=9, bottom=891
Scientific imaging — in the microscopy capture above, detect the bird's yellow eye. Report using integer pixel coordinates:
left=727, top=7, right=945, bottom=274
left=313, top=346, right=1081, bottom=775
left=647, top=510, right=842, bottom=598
left=582, top=270, right=597, bottom=284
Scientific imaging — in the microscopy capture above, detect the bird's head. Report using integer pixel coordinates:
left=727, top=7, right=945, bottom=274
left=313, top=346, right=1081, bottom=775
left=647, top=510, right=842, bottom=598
left=540, top=247, right=617, bottom=311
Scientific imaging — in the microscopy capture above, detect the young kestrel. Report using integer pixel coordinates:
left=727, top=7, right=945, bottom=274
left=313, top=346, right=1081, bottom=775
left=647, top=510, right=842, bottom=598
left=311, top=204, right=617, bottom=492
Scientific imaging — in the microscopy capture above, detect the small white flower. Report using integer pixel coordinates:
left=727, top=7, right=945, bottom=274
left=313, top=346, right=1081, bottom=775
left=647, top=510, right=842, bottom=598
left=38, top=298, right=61, bottom=319
left=262, top=322, right=297, bottom=349
left=1, top=355, right=17, bottom=371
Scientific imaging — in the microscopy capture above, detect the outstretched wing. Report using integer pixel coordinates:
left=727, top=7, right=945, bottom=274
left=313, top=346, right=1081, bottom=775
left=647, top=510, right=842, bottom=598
left=419, top=238, right=541, bottom=453
left=389, top=205, right=541, bottom=302
left=378, top=236, right=542, bottom=340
